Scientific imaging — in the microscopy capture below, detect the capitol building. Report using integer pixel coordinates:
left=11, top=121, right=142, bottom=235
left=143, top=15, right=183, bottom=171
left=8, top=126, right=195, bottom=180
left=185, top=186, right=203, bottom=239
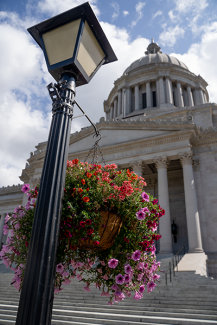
left=0, top=40, right=217, bottom=277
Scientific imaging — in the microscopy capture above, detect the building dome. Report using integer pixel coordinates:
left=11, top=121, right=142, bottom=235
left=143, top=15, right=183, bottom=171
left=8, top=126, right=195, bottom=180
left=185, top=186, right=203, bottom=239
left=124, top=40, right=188, bottom=75
left=104, top=39, right=209, bottom=121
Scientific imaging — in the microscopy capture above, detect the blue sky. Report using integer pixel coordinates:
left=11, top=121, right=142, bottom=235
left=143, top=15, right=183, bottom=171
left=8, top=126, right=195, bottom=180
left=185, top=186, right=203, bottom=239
left=0, top=0, right=217, bottom=186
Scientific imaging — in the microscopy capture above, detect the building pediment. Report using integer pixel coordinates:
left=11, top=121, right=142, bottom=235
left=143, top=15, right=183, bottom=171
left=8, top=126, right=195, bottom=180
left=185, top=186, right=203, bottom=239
left=68, top=118, right=196, bottom=154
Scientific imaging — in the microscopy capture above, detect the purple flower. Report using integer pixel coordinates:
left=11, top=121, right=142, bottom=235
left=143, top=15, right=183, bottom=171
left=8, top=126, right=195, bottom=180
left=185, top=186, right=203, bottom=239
left=133, top=292, right=143, bottom=300
left=136, top=209, right=146, bottom=221
left=141, top=192, right=149, bottom=202
left=147, top=281, right=156, bottom=293
left=153, top=274, right=160, bottom=280
left=111, top=284, right=119, bottom=291
left=3, top=225, right=9, bottom=235
left=56, top=263, right=64, bottom=274
left=115, top=273, right=125, bottom=285
left=131, top=250, right=141, bottom=261
left=142, top=207, right=150, bottom=215
left=108, top=258, right=118, bottom=269
left=124, top=264, right=132, bottom=274
left=124, top=274, right=130, bottom=283
left=21, top=184, right=30, bottom=194
left=139, top=285, right=145, bottom=293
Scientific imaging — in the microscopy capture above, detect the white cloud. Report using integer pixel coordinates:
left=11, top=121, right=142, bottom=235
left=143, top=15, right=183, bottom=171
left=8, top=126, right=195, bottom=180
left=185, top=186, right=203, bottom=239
left=123, top=10, right=129, bottom=17
left=168, top=10, right=178, bottom=23
left=170, top=21, right=217, bottom=104
left=37, top=0, right=100, bottom=17
left=131, top=1, right=146, bottom=27
left=174, top=0, right=208, bottom=14
left=111, top=2, right=119, bottom=21
left=159, top=25, right=185, bottom=47
left=153, top=11, right=162, bottom=19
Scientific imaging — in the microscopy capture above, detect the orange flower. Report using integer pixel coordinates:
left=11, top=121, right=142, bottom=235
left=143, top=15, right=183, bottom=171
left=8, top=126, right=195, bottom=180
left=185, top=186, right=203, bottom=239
left=86, top=172, right=92, bottom=178
left=81, top=179, right=85, bottom=185
left=83, top=197, right=90, bottom=202
left=78, top=188, right=83, bottom=193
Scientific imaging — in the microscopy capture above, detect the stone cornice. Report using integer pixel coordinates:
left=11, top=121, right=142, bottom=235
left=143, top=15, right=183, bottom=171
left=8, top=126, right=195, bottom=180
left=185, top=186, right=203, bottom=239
left=0, top=184, right=23, bottom=194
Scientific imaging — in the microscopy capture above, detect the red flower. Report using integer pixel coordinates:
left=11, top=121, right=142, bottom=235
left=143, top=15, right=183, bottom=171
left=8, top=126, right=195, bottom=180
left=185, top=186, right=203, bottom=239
left=152, top=234, right=162, bottom=241
left=25, top=241, right=28, bottom=248
left=86, top=188, right=90, bottom=191
left=78, top=188, right=83, bottom=193
left=85, top=219, right=92, bottom=225
left=79, top=221, right=85, bottom=227
left=81, top=179, right=85, bottom=185
left=83, top=197, right=90, bottom=202
left=93, top=241, right=100, bottom=245
left=87, top=229, right=94, bottom=235
left=73, top=159, right=79, bottom=165
left=124, top=237, right=129, bottom=243
left=86, top=172, right=92, bottom=178
left=70, top=244, right=77, bottom=251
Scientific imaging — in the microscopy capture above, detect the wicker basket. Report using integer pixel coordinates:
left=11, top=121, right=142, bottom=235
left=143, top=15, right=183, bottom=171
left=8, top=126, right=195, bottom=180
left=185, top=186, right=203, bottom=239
left=78, top=210, right=122, bottom=250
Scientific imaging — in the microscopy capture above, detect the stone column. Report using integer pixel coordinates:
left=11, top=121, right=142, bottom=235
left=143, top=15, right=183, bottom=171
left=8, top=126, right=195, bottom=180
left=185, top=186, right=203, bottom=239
left=165, top=77, right=173, bottom=104
left=156, top=79, right=160, bottom=107
left=199, top=88, right=205, bottom=104
left=179, top=153, right=203, bottom=253
left=122, top=88, right=126, bottom=116
left=110, top=105, right=113, bottom=120
left=118, top=90, right=122, bottom=115
left=134, top=84, right=139, bottom=110
left=126, top=87, right=131, bottom=115
left=187, top=85, right=194, bottom=107
left=146, top=81, right=152, bottom=108
left=0, top=214, right=5, bottom=249
left=114, top=98, right=118, bottom=118
left=154, top=157, right=173, bottom=254
left=130, top=161, right=143, bottom=177
left=159, top=77, right=166, bottom=104
left=177, top=82, right=184, bottom=108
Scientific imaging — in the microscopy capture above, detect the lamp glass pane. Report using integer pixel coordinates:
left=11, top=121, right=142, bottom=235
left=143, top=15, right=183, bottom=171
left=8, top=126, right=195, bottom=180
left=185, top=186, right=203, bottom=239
left=42, top=19, right=81, bottom=65
left=77, top=21, right=105, bottom=77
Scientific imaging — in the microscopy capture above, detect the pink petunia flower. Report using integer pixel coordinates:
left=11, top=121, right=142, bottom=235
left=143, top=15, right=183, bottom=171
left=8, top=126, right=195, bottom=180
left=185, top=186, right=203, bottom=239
left=21, top=184, right=30, bottom=194
left=136, top=209, right=146, bottom=221
left=108, top=258, right=118, bottom=269
left=84, top=286, right=90, bottom=292
left=147, top=281, right=156, bottom=293
left=131, top=250, right=141, bottom=261
left=56, top=263, right=64, bottom=274
left=141, top=192, right=149, bottom=202
left=63, top=278, right=71, bottom=285
left=115, top=274, right=125, bottom=285
left=124, top=264, right=132, bottom=274
left=139, top=285, right=145, bottom=293
left=133, top=292, right=143, bottom=300
left=77, top=274, right=83, bottom=281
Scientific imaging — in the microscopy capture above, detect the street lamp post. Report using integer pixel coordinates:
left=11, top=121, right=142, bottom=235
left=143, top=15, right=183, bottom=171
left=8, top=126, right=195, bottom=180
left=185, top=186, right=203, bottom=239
left=15, top=3, right=117, bottom=325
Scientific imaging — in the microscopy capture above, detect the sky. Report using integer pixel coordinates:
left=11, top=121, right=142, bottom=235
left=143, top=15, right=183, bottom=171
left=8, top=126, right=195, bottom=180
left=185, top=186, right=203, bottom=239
left=0, top=0, right=217, bottom=187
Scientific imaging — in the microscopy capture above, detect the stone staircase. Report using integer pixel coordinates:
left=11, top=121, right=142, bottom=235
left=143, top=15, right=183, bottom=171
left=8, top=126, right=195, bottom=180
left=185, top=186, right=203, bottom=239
left=0, top=270, right=217, bottom=325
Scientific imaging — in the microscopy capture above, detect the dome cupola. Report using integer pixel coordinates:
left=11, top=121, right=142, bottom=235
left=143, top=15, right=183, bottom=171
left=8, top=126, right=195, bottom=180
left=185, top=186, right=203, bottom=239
left=104, top=40, right=209, bottom=121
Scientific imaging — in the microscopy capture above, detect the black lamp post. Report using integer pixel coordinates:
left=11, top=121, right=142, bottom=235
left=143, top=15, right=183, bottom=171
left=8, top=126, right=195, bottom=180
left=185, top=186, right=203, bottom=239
left=15, top=3, right=117, bottom=325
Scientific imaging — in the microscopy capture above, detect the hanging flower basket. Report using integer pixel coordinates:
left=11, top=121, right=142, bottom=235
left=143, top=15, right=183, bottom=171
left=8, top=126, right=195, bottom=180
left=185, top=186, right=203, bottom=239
left=1, top=159, right=165, bottom=305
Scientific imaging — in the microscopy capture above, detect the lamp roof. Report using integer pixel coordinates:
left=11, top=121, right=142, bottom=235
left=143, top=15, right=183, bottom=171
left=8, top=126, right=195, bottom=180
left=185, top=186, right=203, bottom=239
left=27, top=2, right=117, bottom=66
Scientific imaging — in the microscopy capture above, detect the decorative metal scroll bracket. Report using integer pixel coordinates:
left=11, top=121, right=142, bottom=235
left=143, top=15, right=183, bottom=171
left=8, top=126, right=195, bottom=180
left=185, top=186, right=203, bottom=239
left=47, top=80, right=74, bottom=118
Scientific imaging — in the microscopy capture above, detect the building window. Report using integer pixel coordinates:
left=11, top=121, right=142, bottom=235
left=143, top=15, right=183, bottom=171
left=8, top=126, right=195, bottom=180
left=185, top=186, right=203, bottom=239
left=142, top=93, right=147, bottom=109
left=152, top=91, right=156, bottom=107
left=173, top=91, right=176, bottom=106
